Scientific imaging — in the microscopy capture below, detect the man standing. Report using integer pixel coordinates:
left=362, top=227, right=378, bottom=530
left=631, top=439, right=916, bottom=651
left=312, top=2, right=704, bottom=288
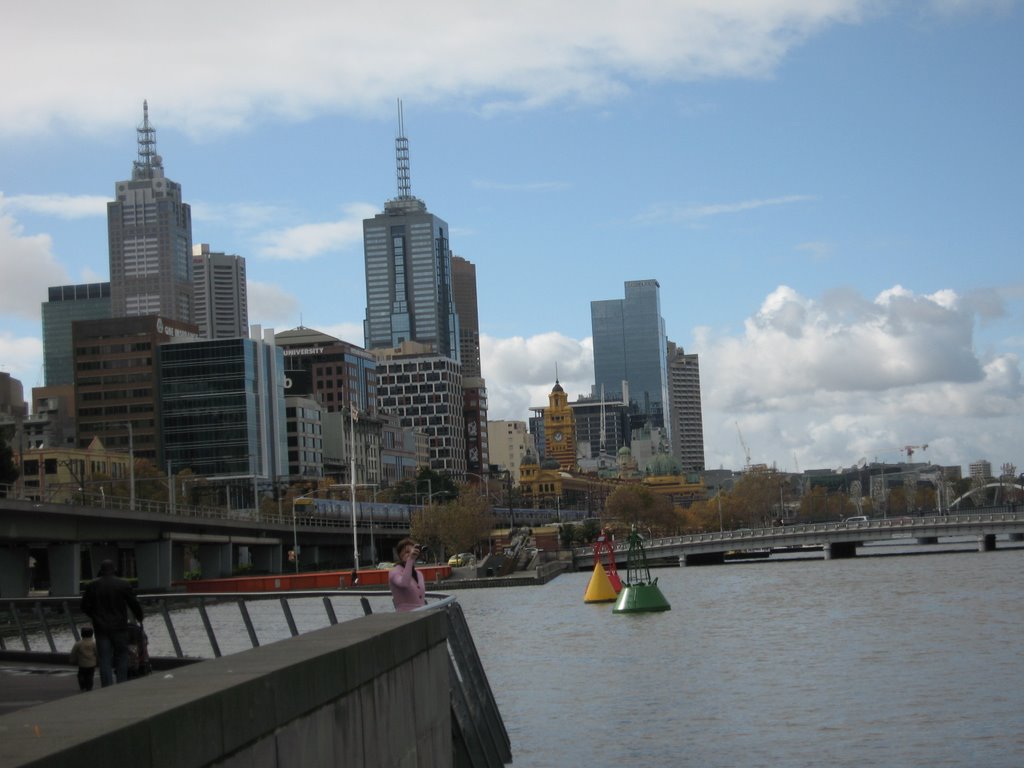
left=80, top=560, right=144, bottom=687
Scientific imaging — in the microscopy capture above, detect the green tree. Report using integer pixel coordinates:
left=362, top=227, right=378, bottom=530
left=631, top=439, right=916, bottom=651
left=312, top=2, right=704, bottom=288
left=411, top=494, right=495, bottom=561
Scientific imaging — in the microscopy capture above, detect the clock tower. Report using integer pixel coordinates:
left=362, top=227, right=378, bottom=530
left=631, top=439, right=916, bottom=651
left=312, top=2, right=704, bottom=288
left=543, top=379, right=577, bottom=470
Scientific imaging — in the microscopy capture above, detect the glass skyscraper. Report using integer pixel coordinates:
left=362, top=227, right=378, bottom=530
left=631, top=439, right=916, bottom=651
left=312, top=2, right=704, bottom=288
left=42, top=282, right=111, bottom=386
left=591, top=279, right=670, bottom=441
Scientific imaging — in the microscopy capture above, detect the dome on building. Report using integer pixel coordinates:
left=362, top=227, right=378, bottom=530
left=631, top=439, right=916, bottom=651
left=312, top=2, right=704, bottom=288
left=541, top=457, right=560, bottom=470
left=551, top=380, right=564, bottom=393
left=617, top=445, right=632, bottom=457
left=520, top=450, right=539, bottom=466
left=647, top=453, right=682, bottom=476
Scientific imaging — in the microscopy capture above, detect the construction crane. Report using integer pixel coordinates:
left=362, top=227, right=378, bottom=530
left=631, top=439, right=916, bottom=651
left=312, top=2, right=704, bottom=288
left=903, top=444, right=928, bottom=462
left=735, top=422, right=752, bottom=472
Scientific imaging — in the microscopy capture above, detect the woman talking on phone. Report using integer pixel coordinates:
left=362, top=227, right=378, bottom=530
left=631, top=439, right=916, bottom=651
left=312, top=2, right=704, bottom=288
left=389, top=537, right=426, bottom=612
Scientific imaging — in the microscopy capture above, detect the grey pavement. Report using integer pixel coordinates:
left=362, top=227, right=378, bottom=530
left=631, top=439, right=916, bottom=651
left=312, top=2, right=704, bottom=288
left=0, top=662, right=81, bottom=716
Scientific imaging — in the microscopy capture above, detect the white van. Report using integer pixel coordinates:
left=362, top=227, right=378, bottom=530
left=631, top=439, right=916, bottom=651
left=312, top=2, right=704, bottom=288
left=844, top=515, right=869, bottom=524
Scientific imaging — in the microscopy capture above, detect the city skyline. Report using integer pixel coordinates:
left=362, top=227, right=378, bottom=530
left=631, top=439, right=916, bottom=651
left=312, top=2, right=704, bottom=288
left=1, top=2, right=1021, bottom=474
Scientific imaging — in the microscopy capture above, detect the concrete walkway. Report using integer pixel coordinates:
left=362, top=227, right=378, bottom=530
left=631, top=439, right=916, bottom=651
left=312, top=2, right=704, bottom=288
left=0, top=662, right=80, bottom=716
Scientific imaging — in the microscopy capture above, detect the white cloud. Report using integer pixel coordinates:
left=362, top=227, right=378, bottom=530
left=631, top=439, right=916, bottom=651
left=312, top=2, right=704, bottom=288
left=0, top=193, right=108, bottom=219
left=0, top=2, right=874, bottom=137
left=0, top=213, right=70, bottom=320
left=247, top=281, right=301, bottom=328
left=481, top=332, right=594, bottom=421
left=258, top=203, right=378, bottom=260
left=0, top=333, right=44, bottom=392
left=633, top=194, right=815, bottom=225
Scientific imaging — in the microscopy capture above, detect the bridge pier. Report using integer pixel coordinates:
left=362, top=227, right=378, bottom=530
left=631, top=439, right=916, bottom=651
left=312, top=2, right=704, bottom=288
left=916, top=537, right=939, bottom=545
left=198, top=542, right=234, bottom=579
left=252, top=542, right=283, bottom=574
left=0, top=546, right=31, bottom=597
left=47, top=543, right=82, bottom=597
left=977, top=534, right=997, bottom=552
left=1009, top=533, right=1024, bottom=543
left=681, top=551, right=725, bottom=566
left=824, top=541, right=858, bottom=560
left=137, top=540, right=175, bottom=592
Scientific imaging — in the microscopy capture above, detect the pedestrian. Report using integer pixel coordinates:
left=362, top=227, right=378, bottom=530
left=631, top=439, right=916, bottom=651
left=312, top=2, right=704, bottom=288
left=388, top=538, right=425, bottom=612
left=80, top=560, right=144, bottom=687
left=69, top=627, right=97, bottom=692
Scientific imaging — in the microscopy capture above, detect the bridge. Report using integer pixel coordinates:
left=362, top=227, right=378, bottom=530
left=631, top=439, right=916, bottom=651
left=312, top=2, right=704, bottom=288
left=0, top=496, right=411, bottom=598
left=573, top=507, right=1024, bottom=567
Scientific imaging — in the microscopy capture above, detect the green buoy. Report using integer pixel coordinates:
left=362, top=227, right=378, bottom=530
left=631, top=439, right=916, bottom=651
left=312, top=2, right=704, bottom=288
left=612, top=526, right=671, bottom=613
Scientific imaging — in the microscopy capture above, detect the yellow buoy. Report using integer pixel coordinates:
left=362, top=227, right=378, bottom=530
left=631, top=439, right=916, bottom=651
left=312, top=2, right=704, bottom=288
left=584, top=562, right=618, bottom=603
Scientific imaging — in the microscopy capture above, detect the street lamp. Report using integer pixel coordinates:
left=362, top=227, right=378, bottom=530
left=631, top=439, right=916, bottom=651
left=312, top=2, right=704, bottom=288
left=291, top=491, right=317, bottom=573
left=333, top=483, right=379, bottom=564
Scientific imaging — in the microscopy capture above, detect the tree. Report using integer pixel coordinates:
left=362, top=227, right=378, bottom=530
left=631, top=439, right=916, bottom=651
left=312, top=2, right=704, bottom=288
left=602, top=484, right=680, bottom=536
left=410, top=494, right=495, bottom=562
left=0, top=425, right=20, bottom=494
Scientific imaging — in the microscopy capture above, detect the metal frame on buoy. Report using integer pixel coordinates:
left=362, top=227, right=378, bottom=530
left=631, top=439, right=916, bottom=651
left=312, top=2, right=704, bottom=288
left=584, top=530, right=622, bottom=603
left=612, top=526, right=671, bottom=613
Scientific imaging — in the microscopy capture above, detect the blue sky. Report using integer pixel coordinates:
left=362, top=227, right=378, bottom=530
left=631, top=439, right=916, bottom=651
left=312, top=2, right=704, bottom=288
left=2, top=1, right=1022, bottom=475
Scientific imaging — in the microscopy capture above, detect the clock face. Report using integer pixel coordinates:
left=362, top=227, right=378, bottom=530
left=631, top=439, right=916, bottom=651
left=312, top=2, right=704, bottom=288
left=553, top=431, right=564, bottom=442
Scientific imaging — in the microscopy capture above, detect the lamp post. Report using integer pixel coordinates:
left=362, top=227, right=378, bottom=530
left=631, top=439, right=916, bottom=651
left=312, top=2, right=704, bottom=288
left=334, top=483, right=379, bottom=564
left=291, top=491, right=316, bottom=573
left=125, top=422, right=135, bottom=512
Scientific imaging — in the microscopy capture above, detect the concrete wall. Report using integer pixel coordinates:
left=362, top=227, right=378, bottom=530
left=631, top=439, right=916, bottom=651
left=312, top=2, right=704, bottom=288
left=0, top=610, right=452, bottom=767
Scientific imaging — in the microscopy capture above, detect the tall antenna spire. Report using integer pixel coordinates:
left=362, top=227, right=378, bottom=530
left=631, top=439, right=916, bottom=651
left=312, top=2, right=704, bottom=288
left=395, top=98, right=411, bottom=199
left=133, top=100, right=160, bottom=179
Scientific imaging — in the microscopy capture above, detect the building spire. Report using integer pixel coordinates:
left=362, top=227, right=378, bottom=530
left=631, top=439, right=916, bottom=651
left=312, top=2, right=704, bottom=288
left=395, top=98, right=411, bottom=199
left=133, top=100, right=161, bottom=179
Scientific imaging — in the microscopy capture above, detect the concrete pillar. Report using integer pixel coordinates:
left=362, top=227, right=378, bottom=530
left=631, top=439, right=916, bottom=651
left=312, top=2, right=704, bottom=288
left=252, top=543, right=282, bottom=574
left=682, top=551, right=725, bottom=566
left=136, top=540, right=174, bottom=592
left=1008, top=533, right=1023, bottom=543
left=978, top=534, right=996, bottom=552
left=824, top=541, right=858, bottom=560
left=198, top=543, right=234, bottom=579
left=87, top=545, right=119, bottom=579
left=47, top=543, right=82, bottom=597
left=170, top=542, right=186, bottom=583
left=0, top=547, right=32, bottom=597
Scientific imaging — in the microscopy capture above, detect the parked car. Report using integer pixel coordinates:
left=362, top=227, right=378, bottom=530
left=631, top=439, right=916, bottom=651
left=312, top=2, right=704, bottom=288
left=448, top=553, right=474, bottom=567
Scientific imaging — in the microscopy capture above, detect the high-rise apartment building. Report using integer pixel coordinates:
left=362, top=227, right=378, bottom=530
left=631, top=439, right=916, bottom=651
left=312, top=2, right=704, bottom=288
left=667, top=341, right=705, bottom=471
left=108, top=102, right=193, bottom=322
left=42, top=283, right=111, bottom=386
left=591, top=279, right=670, bottom=441
left=192, top=244, right=247, bottom=339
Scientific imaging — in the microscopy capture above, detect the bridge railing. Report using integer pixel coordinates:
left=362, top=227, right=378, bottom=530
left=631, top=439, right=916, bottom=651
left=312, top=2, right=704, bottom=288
left=574, top=507, right=1024, bottom=557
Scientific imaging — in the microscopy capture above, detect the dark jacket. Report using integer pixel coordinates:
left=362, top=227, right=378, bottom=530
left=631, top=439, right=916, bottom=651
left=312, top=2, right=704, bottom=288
left=81, top=574, right=144, bottom=635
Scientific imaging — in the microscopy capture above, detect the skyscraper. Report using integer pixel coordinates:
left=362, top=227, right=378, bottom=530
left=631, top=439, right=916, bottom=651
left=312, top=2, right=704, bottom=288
left=591, top=279, right=670, bottom=440
left=451, top=255, right=489, bottom=476
left=667, top=341, right=705, bottom=471
left=42, top=282, right=111, bottom=386
left=192, top=244, right=248, bottom=339
left=108, top=101, right=193, bottom=322
left=362, top=103, right=459, bottom=360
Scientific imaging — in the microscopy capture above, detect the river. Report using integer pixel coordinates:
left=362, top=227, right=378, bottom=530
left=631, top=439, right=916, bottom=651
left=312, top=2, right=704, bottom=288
left=455, top=544, right=1024, bottom=767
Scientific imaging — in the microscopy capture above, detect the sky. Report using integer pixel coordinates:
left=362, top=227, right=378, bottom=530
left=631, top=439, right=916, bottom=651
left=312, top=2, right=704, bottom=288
left=1, top=1, right=1022, bottom=476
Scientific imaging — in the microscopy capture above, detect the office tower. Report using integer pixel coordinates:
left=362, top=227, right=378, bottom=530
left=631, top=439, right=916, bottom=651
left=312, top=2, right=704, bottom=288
left=451, top=255, right=489, bottom=477
left=275, top=327, right=378, bottom=415
left=42, top=283, right=111, bottom=386
left=159, top=329, right=287, bottom=483
left=486, top=420, right=533, bottom=484
left=362, top=103, right=460, bottom=360
left=192, top=245, right=248, bottom=339
left=108, top=101, right=194, bottom=322
left=667, top=341, right=705, bottom=472
left=591, top=279, right=670, bottom=441
left=73, top=316, right=200, bottom=460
